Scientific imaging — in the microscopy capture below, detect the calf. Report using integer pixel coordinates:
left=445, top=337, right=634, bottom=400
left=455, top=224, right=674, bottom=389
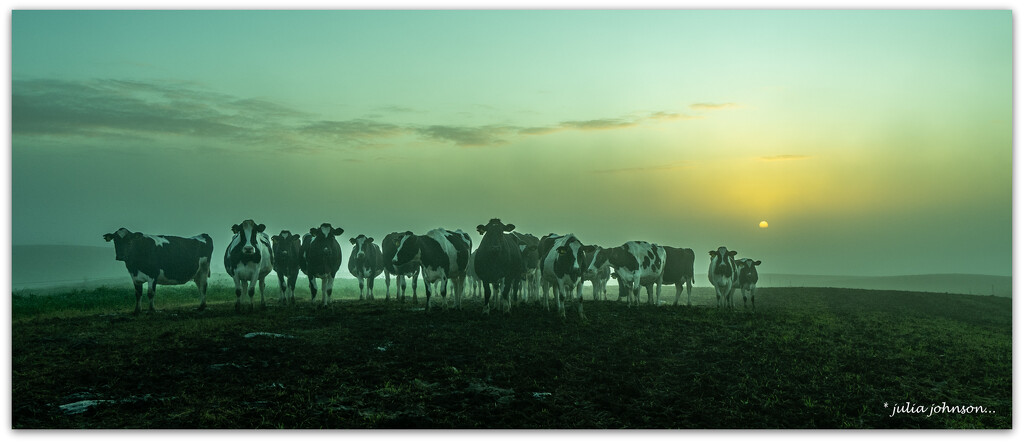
left=302, top=223, right=344, bottom=308
left=661, top=246, right=696, bottom=306
left=224, top=219, right=274, bottom=312
left=581, top=245, right=612, bottom=301
left=382, top=231, right=420, bottom=303
left=734, top=258, right=762, bottom=310
left=607, top=241, right=666, bottom=307
left=271, top=230, right=303, bottom=306
left=538, top=233, right=588, bottom=319
left=392, top=228, right=472, bottom=311
left=707, top=246, right=739, bottom=309
left=474, top=218, right=524, bottom=314
left=348, top=235, right=385, bottom=300
left=103, top=228, right=213, bottom=315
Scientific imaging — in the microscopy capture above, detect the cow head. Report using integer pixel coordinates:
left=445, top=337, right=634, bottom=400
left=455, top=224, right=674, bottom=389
left=736, top=258, right=762, bottom=282
left=271, top=230, right=302, bottom=259
left=554, top=235, right=585, bottom=281
left=392, top=231, right=419, bottom=268
left=709, top=246, right=738, bottom=277
left=582, top=245, right=611, bottom=277
left=350, top=234, right=375, bottom=259
left=231, top=219, right=266, bottom=256
left=477, top=218, right=516, bottom=250
left=103, top=227, right=142, bottom=261
left=308, top=223, right=344, bottom=256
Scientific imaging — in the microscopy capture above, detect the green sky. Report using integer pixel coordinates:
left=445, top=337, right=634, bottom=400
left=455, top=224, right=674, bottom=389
left=11, top=10, right=1012, bottom=276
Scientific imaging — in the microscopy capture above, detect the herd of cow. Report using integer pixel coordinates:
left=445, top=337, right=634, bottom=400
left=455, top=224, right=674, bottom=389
left=102, top=218, right=762, bottom=318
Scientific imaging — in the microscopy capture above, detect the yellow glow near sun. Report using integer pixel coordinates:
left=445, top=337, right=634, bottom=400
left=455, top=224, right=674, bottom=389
left=759, top=220, right=768, bottom=228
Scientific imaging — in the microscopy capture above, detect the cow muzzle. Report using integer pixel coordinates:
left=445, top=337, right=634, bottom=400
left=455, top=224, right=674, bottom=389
left=243, top=245, right=256, bottom=255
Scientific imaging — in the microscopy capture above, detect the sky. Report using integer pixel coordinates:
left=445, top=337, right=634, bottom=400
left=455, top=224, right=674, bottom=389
left=9, top=8, right=1013, bottom=277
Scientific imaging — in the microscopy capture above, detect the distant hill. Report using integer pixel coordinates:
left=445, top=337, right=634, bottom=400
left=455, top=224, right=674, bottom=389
left=758, top=273, right=1011, bottom=298
left=10, top=245, right=1012, bottom=298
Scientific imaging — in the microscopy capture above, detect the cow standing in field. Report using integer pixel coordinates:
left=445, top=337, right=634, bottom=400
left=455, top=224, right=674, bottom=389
left=348, top=235, right=385, bottom=300
left=607, top=241, right=666, bottom=307
left=708, top=246, right=739, bottom=309
left=271, top=230, right=303, bottom=306
left=660, top=246, right=696, bottom=306
left=734, top=258, right=762, bottom=311
left=474, top=218, right=524, bottom=314
left=103, top=228, right=213, bottom=315
left=225, top=219, right=274, bottom=312
left=391, top=228, right=471, bottom=311
left=510, top=231, right=541, bottom=305
left=302, top=223, right=344, bottom=308
left=538, top=233, right=588, bottom=319
left=382, top=231, right=420, bottom=303
left=581, top=245, right=612, bottom=301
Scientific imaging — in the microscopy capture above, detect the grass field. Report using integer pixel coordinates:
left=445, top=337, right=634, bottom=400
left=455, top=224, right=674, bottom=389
left=11, top=280, right=1012, bottom=428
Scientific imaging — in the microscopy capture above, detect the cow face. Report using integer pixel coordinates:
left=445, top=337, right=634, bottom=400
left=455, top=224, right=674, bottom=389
left=476, top=218, right=516, bottom=250
left=392, top=231, right=420, bottom=268
left=308, top=223, right=344, bottom=256
left=709, top=246, right=738, bottom=277
left=271, top=230, right=302, bottom=260
left=736, top=258, right=762, bottom=282
left=554, top=238, right=585, bottom=281
left=103, top=227, right=143, bottom=261
left=350, top=235, right=375, bottom=259
left=582, top=245, right=612, bottom=277
left=231, top=219, right=266, bottom=256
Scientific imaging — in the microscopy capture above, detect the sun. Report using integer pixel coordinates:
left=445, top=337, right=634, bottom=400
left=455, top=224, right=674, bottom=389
left=759, top=220, right=768, bottom=228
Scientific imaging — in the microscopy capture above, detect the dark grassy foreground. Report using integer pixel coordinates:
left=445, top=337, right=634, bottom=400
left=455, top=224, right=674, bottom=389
left=11, top=283, right=1012, bottom=429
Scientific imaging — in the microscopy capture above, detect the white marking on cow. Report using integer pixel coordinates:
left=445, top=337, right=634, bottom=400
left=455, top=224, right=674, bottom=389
left=146, top=235, right=169, bottom=248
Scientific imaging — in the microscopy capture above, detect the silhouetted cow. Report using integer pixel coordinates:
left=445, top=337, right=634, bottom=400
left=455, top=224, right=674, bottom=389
left=392, top=228, right=472, bottom=311
left=271, top=231, right=303, bottom=306
left=382, top=231, right=420, bottom=303
left=538, top=233, right=588, bottom=319
left=302, top=223, right=344, bottom=308
left=225, top=219, right=274, bottom=312
left=474, top=218, right=524, bottom=314
left=734, top=258, right=762, bottom=310
left=607, top=241, right=666, bottom=307
left=103, top=228, right=213, bottom=315
left=348, top=234, right=385, bottom=300
left=708, top=246, right=739, bottom=309
left=661, top=246, right=696, bottom=306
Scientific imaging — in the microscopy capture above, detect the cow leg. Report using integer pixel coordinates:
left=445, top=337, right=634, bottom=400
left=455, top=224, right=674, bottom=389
left=686, top=278, right=693, bottom=307
left=309, top=277, right=319, bottom=303
left=541, top=280, right=551, bottom=311
left=424, top=280, right=433, bottom=312
left=674, top=284, right=683, bottom=306
left=246, top=280, right=256, bottom=312
left=368, top=276, right=376, bottom=300
left=358, top=277, right=365, bottom=301
left=233, top=276, right=244, bottom=312
left=258, top=278, right=267, bottom=309
left=323, top=276, right=334, bottom=308
left=384, top=271, right=392, bottom=301
left=398, top=275, right=407, bottom=303
left=277, top=274, right=287, bottom=304
left=482, top=281, right=492, bottom=314
left=196, top=273, right=209, bottom=311
left=411, top=272, right=419, bottom=303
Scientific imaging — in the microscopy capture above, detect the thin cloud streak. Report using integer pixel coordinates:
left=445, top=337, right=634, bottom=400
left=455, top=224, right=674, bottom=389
left=760, top=154, right=811, bottom=161
left=690, top=102, right=740, bottom=111
left=13, top=78, right=718, bottom=150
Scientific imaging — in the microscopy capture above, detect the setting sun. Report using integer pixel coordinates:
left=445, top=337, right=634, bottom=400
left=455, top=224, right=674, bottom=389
left=759, top=221, right=769, bottom=228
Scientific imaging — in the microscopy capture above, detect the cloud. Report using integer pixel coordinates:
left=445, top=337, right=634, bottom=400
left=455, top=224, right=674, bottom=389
left=690, top=102, right=740, bottom=111
left=13, top=77, right=715, bottom=152
left=760, top=154, right=811, bottom=161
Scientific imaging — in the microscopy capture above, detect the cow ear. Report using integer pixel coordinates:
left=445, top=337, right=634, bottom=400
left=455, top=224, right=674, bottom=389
left=476, top=225, right=486, bottom=235
left=504, top=224, right=516, bottom=232
left=257, top=224, right=266, bottom=232
left=367, top=237, right=374, bottom=243
left=271, top=235, right=280, bottom=243
left=333, top=228, right=344, bottom=236
left=103, top=233, right=114, bottom=242
left=310, top=228, right=318, bottom=236
left=753, top=260, right=762, bottom=266
left=729, top=250, right=738, bottom=257
left=349, top=237, right=356, bottom=244
left=232, top=224, right=241, bottom=233
left=708, top=251, right=716, bottom=256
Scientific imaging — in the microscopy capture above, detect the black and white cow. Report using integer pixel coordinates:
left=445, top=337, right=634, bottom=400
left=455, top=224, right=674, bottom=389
left=391, top=228, right=471, bottom=311
left=661, top=246, right=696, bottom=306
left=301, top=223, right=344, bottom=308
left=538, top=233, right=588, bottom=319
left=708, top=246, right=739, bottom=309
left=225, top=219, right=274, bottom=312
left=382, top=231, right=420, bottom=303
left=581, top=245, right=612, bottom=301
left=271, top=230, right=303, bottom=306
left=103, top=228, right=213, bottom=315
left=348, top=234, right=385, bottom=300
left=474, top=218, right=524, bottom=314
left=734, top=258, right=762, bottom=311
left=607, top=241, right=666, bottom=307
left=466, top=249, right=482, bottom=299
left=510, top=231, right=541, bottom=305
